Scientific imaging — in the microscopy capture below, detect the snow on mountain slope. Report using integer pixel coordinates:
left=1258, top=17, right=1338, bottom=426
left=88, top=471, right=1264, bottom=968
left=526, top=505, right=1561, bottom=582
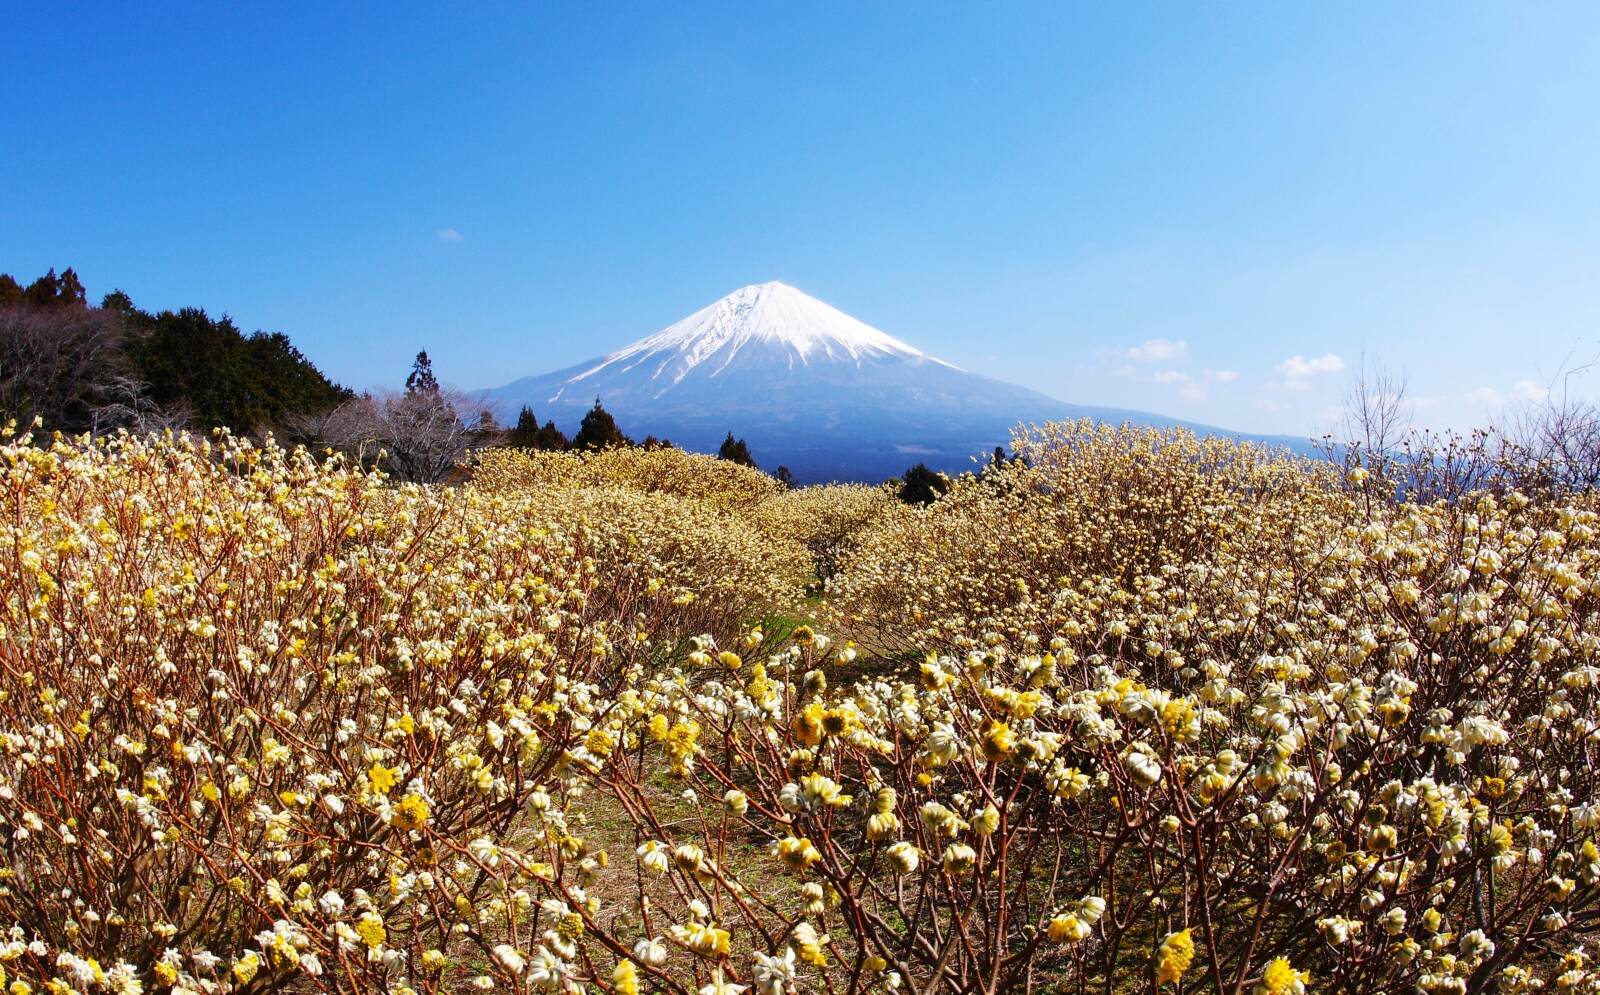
left=483, top=283, right=1308, bottom=482
left=550, top=282, right=955, bottom=401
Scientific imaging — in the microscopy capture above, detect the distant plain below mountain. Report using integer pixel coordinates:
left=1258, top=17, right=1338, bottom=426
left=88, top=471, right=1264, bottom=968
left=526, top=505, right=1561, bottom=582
left=482, top=282, right=1312, bottom=483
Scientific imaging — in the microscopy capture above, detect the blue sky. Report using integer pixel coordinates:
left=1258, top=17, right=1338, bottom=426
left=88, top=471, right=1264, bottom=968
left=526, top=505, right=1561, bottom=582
left=4, top=2, right=1598, bottom=436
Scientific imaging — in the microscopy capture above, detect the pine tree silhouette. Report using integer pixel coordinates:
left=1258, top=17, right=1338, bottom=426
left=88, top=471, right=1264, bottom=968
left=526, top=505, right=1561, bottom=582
left=898, top=463, right=950, bottom=506
left=717, top=431, right=757, bottom=468
left=571, top=399, right=630, bottom=450
left=507, top=406, right=541, bottom=447
left=405, top=351, right=440, bottom=396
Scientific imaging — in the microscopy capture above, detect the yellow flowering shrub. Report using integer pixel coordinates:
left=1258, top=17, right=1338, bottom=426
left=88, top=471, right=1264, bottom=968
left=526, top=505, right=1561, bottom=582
left=471, top=445, right=783, bottom=510
left=471, top=447, right=810, bottom=641
left=827, top=420, right=1332, bottom=652
left=1, top=422, right=1598, bottom=994
left=751, top=482, right=897, bottom=585
left=0, top=431, right=734, bottom=993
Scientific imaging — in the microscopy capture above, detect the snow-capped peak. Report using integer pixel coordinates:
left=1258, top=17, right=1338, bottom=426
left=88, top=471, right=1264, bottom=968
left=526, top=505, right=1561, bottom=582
left=637, top=281, right=925, bottom=361
left=568, top=282, right=946, bottom=388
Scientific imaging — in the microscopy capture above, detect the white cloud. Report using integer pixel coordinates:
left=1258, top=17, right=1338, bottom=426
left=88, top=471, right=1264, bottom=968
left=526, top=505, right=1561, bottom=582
left=1114, top=360, right=1224, bottom=403
left=1514, top=378, right=1549, bottom=403
left=1125, top=338, right=1188, bottom=363
left=1256, top=397, right=1289, bottom=411
left=436, top=228, right=464, bottom=242
left=1275, top=353, right=1345, bottom=380
left=1466, top=379, right=1549, bottom=410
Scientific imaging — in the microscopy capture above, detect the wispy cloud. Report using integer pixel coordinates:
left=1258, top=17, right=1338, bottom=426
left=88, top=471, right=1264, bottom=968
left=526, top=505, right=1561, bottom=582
left=1125, top=338, right=1187, bottom=363
left=1468, top=379, right=1549, bottom=409
left=436, top=228, right=464, bottom=242
left=1275, top=353, right=1344, bottom=380
left=1514, top=378, right=1549, bottom=403
left=1268, top=353, right=1344, bottom=391
left=1112, top=362, right=1238, bottom=404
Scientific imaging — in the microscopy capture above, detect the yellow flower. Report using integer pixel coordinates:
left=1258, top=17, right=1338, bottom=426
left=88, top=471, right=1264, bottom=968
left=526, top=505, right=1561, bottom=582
left=674, top=921, right=732, bottom=958
left=355, top=911, right=387, bottom=949
left=231, top=952, right=261, bottom=984
left=773, top=836, right=822, bottom=871
left=368, top=763, right=398, bottom=795
left=821, top=707, right=853, bottom=737
left=612, top=959, right=639, bottom=995
left=792, top=702, right=825, bottom=746
left=1156, top=928, right=1194, bottom=985
left=1047, top=913, right=1090, bottom=944
left=391, top=793, right=430, bottom=830
left=980, top=721, right=1015, bottom=762
left=1257, top=957, right=1309, bottom=995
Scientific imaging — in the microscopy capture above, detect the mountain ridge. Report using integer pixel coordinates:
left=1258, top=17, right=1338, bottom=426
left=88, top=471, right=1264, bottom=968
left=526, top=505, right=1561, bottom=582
left=483, top=283, right=1310, bottom=482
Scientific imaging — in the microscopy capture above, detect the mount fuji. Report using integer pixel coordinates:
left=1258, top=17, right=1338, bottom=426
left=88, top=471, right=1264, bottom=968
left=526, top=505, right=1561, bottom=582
left=482, top=282, right=1304, bottom=482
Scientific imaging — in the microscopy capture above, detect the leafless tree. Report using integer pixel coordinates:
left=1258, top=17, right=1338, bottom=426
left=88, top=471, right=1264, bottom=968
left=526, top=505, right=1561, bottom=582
left=1339, top=353, right=1411, bottom=460
left=1505, top=354, right=1600, bottom=491
left=0, top=303, right=132, bottom=433
left=86, top=376, right=193, bottom=436
left=308, top=388, right=489, bottom=483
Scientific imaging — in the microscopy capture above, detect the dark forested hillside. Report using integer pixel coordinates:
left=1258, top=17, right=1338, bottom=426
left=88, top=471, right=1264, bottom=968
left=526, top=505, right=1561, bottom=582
left=0, top=267, right=349, bottom=434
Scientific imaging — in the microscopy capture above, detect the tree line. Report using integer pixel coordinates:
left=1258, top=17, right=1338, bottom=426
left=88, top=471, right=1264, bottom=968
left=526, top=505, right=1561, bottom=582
left=0, top=267, right=792, bottom=484
left=0, top=267, right=350, bottom=435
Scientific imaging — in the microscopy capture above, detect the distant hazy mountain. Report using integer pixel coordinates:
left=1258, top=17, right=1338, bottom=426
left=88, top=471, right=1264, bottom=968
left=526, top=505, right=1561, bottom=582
left=482, top=282, right=1308, bottom=483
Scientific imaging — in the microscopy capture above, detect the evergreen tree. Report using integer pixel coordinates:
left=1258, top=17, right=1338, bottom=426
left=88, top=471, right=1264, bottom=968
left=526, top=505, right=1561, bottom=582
left=897, top=463, right=951, bottom=506
left=506, top=406, right=542, bottom=447
left=571, top=398, right=629, bottom=450
left=405, top=351, right=441, bottom=396
left=534, top=419, right=570, bottom=450
left=15, top=268, right=87, bottom=309
left=55, top=268, right=87, bottom=308
left=123, top=308, right=349, bottom=430
left=0, top=267, right=350, bottom=434
left=717, top=431, right=757, bottom=468
left=99, top=289, right=137, bottom=318
left=501, top=407, right=570, bottom=451
left=775, top=465, right=797, bottom=489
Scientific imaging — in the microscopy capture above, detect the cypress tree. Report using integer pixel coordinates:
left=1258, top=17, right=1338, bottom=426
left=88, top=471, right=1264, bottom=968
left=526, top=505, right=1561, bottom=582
left=717, top=431, right=757, bottom=468
left=405, top=351, right=440, bottom=397
left=571, top=398, right=629, bottom=450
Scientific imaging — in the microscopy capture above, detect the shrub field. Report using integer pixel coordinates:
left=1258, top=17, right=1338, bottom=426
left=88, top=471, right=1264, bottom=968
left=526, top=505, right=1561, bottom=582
left=1, top=424, right=1597, bottom=994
